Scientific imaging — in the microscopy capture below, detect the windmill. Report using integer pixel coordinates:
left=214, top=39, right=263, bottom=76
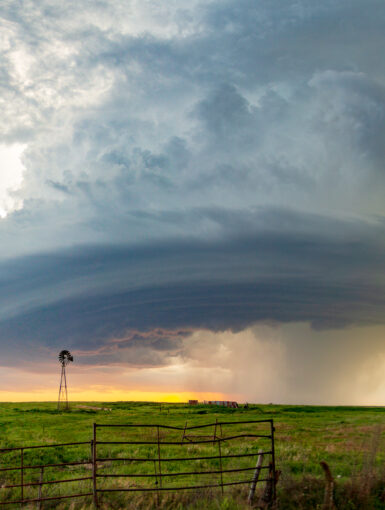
left=57, top=350, right=74, bottom=410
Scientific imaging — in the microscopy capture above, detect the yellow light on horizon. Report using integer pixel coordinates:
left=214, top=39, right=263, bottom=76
left=0, top=389, right=227, bottom=403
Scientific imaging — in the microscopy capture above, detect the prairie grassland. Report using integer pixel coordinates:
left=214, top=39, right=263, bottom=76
left=0, top=402, right=384, bottom=509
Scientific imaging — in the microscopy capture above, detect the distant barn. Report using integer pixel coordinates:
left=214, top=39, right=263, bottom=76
left=204, top=400, right=238, bottom=408
left=188, top=400, right=198, bottom=405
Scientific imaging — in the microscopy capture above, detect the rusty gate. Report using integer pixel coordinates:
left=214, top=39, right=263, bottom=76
left=0, top=419, right=276, bottom=507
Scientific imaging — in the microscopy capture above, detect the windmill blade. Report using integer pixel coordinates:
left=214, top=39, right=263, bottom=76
left=58, top=350, right=74, bottom=366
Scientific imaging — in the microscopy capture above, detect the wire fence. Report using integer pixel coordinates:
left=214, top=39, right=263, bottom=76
left=0, top=419, right=276, bottom=508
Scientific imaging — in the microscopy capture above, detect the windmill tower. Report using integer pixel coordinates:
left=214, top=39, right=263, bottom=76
left=57, top=350, right=74, bottom=410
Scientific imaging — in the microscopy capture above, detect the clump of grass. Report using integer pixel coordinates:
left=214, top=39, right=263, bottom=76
left=277, top=472, right=385, bottom=510
left=50, top=488, right=251, bottom=510
left=278, top=425, right=385, bottom=510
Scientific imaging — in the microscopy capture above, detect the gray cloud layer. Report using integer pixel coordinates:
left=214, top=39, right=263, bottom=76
left=1, top=208, right=384, bottom=367
left=0, top=1, right=385, bottom=379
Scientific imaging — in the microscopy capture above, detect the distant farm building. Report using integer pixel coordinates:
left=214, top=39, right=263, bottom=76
left=204, top=400, right=239, bottom=408
left=188, top=400, right=198, bottom=405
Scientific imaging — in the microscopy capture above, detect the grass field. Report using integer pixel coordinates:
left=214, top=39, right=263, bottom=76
left=0, top=402, right=384, bottom=509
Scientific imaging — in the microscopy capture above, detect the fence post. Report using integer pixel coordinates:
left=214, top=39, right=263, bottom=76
left=153, top=460, right=160, bottom=508
left=217, top=437, right=224, bottom=495
left=248, top=450, right=264, bottom=504
left=259, top=462, right=280, bottom=508
left=270, top=420, right=277, bottom=502
left=156, top=426, right=162, bottom=488
left=37, top=467, right=44, bottom=510
left=181, top=421, right=187, bottom=442
left=320, top=461, right=335, bottom=510
left=92, top=424, right=99, bottom=508
left=156, top=426, right=162, bottom=507
left=20, top=448, right=24, bottom=506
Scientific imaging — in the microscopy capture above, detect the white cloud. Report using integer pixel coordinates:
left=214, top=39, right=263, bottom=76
left=0, top=1, right=384, bottom=229
left=0, top=143, right=26, bottom=217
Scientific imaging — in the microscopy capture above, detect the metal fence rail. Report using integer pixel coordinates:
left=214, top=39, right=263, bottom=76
left=94, top=419, right=276, bottom=507
left=0, top=419, right=276, bottom=508
left=0, top=442, right=93, bottom=506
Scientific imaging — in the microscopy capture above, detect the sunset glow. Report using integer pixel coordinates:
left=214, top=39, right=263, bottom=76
left=0, top=390, right=226, bottom=404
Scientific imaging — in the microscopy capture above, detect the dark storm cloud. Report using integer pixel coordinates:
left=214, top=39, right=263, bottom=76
left=1, top=0, right=385, bottom=379
left=1, top=208, right=384, bottom=366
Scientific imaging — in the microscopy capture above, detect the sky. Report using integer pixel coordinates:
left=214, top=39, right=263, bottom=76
left=0, top=0, right=385, bottom=404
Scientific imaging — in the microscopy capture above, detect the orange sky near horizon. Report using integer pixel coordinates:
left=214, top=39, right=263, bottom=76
left=0, top=389, right=226, bottom=403
left=1, top=324, right=385, bottom=406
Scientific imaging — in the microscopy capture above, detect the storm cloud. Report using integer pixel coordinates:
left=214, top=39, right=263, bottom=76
left=0, top=1, right=385, bottom=402
left=1, top=208, right=384, bottom=364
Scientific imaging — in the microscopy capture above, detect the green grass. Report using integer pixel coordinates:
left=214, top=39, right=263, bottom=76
left=0, top=402, right=384, bottom=509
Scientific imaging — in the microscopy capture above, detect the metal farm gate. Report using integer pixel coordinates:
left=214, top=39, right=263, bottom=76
left=0, top=441, right=93, bottom=506
left=0, top=419, right=276, bottom=507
